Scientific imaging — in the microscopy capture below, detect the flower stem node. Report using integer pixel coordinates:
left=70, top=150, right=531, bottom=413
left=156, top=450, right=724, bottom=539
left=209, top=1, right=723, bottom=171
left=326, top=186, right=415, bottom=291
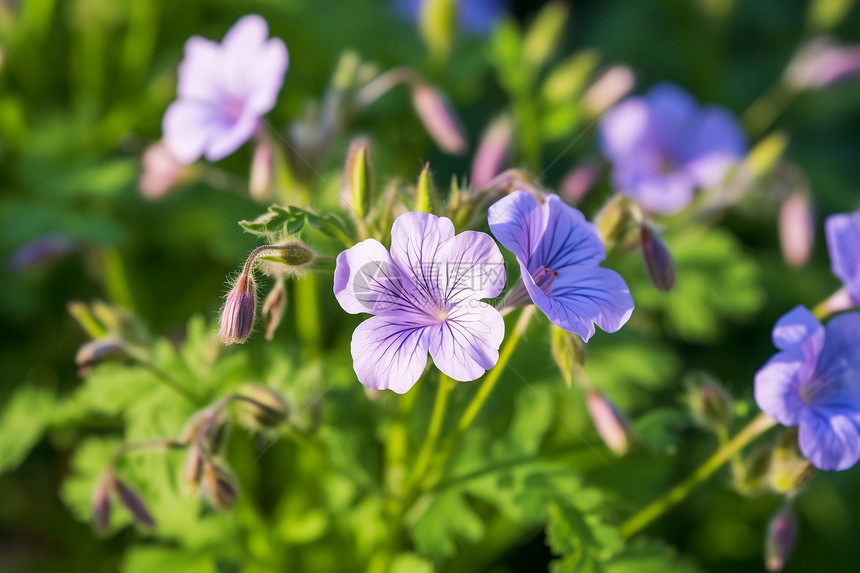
left=219, top=273, right=257, bottom=345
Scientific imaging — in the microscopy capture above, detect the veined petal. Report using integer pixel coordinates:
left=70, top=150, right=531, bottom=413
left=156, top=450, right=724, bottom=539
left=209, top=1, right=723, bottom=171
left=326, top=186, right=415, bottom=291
left=389, top=212, right=455, bottom=304
left=772, top=305, right=824, bottom=352
left=524, top=264, right=633, bottom=341
left=826, top=209, right=860, bottom=302
left=798, top=408, right=860, bottom=471
left=754, top=351, right=809, bottom=426
left=533, top=195, right=606, bottom=273
left=162, top=99, right=225, bottom=164
left=350, top=316, right=430, bottom=393
left=811, top=313, right=860, bottom=407
left=428, top=303, right=504, bottom=381
left=433, top=230, right=506, bottom=304
left=488, top=190, right=548, bottom=264
left=334, top=239, right=422, bottom=316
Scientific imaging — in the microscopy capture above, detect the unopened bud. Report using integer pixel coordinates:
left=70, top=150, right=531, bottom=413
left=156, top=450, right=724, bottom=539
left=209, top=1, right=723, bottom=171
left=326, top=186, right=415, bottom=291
left=770, top=428, right=813, bottom=494
left=236, top=383, right=289, bottom=428
left=583, top=66, right=636, bottom=117
left=765, top=503, right=798, bottom=571
left=75, top=338, right=127, bottom=376
left=595, top=195, right=641, bottom=251
left=471, top=115, right=513, bottom=189
left=522, top=1, right=568, bottom=70
left=262, top=277, right=287, bottom=341
left=550, top=324, right=586, bottom=388
left=779, top=192, right=815, bottom=267
left=685, top=371, right=733, bottom=432
left=92, top=473, right=114, bottom=533
left=257, top=242, right=316, bottom=277
left=112, top=478, right=155, bottom=528
left=7, top=234, right=76, bottom=272
left=219, top=273, right=257, bottom=345
left=183, top=444, right=204, bottom=491
left=419, top=0, right=456, bottom=64
left=640, top=224, right=676, bottom=292
left=140, top=141, right=184, bottom=199
left=206, top=419, right=231, bottom=455
left=345, top=137, right=373, bottom=219
left=586, top=390, right=631, bottom=455
left=249, top=141, right=273, bottom=201
left=202, top=461, right=238, bottom=512
left=785, top=36, right=860, bottom=90
left=411, top=82, right=467, bottom=155
left=559, top=160, right=601, bottom=205
left=415, top=163, right=438, bottom=213
left=735, top=443, right=773, bottom=495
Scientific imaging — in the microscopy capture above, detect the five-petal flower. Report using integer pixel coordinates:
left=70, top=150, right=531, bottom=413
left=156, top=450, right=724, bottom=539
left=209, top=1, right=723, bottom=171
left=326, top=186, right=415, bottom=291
left=334, top=212, right=506, bottom=393
left=163, top=15, right=288, bottom=164
left=755, top=305, right=860, bottom=471
left=488, top=190, right=634, bottom=341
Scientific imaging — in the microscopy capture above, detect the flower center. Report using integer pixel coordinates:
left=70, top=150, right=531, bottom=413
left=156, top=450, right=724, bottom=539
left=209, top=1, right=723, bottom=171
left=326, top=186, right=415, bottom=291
left=532, top=266, right=558, bottom=292
left=433, top=307, right=449, bottom=322
left=226, top=99, right=245, bottom=120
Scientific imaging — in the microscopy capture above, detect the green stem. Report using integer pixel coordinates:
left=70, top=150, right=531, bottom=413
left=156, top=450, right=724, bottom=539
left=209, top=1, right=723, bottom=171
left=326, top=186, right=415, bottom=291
left=620, top=412, right=776, bottom=539
left=408, top=372, right=455, bottom=490
left=742, top=83, right=797, bottom=138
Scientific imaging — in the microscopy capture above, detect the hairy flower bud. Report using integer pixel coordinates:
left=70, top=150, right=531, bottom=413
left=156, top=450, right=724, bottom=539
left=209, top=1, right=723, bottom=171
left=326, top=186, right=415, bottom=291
left=236, top=383, right=289, bottom=428
left=779, top=191, right=815, bottom=267
left=112, top=478, right=155, bottom=528
left=765, top=503, right=798, bottom=571
left=583, top=65, right=635, bottom=117
left=595, top=195, right=641, bottom=251
left=219, top=273, right=257, bottom=345
left=75, top=338, right=127, bottom=376
left=770, top=428, right=813, bottom=494
left=411, top=82, right=467, bottom=155
left=257, top=242, right=316, bottom=277
left=550, top=324, right=586, bottom=387
left=262, top=277, right=287, bottom=341
left=640, top=224, right=676, bottom=292
left=734, top=443, right=774, bottom=496
left=685, top=371, right=733, bottom=432
left=249, top=141, right=273, bottom=201
left=586, top=390, right=631, bottom=455
left=345, top=137, right=373, bottom=220
left=92, top=473, right=114, bottom=533
left=202, top=461, right=238, bottom=512
left=415, top=163, right=438, bottom=213
left=471, top=115, right=513, bottom=189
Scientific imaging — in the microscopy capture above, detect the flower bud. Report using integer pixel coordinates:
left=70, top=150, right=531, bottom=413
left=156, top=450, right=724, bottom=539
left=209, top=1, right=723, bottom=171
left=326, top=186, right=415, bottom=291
left=345, top=137, right=373, bottom=220
left=92, top=473, right=114, bottom=533
left=75, top=338, right=127, bottom=376
left=770, top=428, right=813, bottom=494
left=140, top=141, right=184, bottom=199
left=257, top=242, right=316, bottom=278
left=249, top=141, right=273, bottom=201
left=595, top=195, right=641, bottom=251
left=550, top=324, right=585, bottom=388
left=236, top=383, right=289, bottom=428
left=684, top=371, right=733, bottom=432
left=785, top=36, right=860, bottom=90
left=415, top=163, right=438, bottom=213
left=640, top=224, right=676, bottom=292
left=586, top=390, right=631, bottom=455
left=112, top=478, right=155, bottom=528
left=522, top=1, right=568, bottom=70
left=7, top=234, right=76, bottom=272
left=262, top=277, right=287, bottom=341
left=219, top=273, right=257, bottom=345
left=419, top=0, right=456, bottom=65
left=765, top=503, right=798, bottom=571
left=201, top=461, right=238, bottom=512
left=471, top=115, right=513, bottom=189
left=411, top=82, right=467, bottom=155
left=583, top=65, right=636, bottom=117
left=559, top=160, right=601, bottom=205
left=734, top=443, right=774, bottom=496
left=779, top=191, right=815, bottom=267
left=183, top=444, right=204, bottom=491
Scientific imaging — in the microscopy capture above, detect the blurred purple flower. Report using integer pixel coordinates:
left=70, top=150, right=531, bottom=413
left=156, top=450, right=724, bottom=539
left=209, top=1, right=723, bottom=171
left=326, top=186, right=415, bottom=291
left=825, top=207, right=860, bottom=305
left=755, top=305, right=860, bottom=471
left=163, top=15, right=288, bottom=164
left=393, top=0, right=508, bottom=34
left=599, top=83, right=746, bottom=214
left=786, top=37, right=860, bottom=90
left=488, top=190, right=634, bottom=341
left=334, top=212, right=506, bottom=393
left=8, top=235, right=76, bottom=271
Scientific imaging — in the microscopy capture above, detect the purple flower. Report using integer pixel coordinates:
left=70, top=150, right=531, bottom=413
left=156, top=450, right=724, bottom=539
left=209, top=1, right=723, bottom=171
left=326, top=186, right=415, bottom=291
left=488, top=190, right=634, bottom=341
left=393, top=0, right=508, bottom=34
left=754, top=305, right=860, bottom=471
left=163, top=15, right=288, bottom=164
left=825, top=207, right=860, bottom=305
left=334, top=212, right=506, bottom=393
left=599, top=83, right=746, bottom=214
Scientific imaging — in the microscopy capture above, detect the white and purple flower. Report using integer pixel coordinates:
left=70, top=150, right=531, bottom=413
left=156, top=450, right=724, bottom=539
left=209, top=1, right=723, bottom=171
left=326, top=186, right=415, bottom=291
left=334, top=212, right=506, bottom=393
left=163, top=15, right=288, bottom=164
left=488, top=190, right=634, bottom=341
left=755, top=305, right=860, bottom=471
left=599, top=83, right=746, bottom=214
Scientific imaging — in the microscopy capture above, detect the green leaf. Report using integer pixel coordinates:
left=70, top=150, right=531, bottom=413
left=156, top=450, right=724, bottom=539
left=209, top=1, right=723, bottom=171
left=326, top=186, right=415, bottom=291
left=632, top=408, right=691, bottom=456
left=390, top=553, right=435, bottom=573
left=605, top=540, right=703, bottom=573
left=546, top=499, right=624, bottom=573
left=0, top=385, right=54, bottom=474
left=410, top=490, right=485, bottom=560
left=122, top=547, right=218, bottom=573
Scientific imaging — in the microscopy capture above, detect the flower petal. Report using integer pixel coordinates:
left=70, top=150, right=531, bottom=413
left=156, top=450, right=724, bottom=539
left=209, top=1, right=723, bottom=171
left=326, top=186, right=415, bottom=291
left=681, top=106, right=745, bottom=187
left=428, top=303, right=504, bottom=381
left=798, top=408, right=860, bottom=471
left=433, top=230, right=506, bottom=303
left=202, top=110, right=259, bottom=161
left=599, top=96, right=652, bottom=159
left=334, top=238, right=422, bottom=316
left=487, top=190, right=548, bottom=264
left=826, top=209, right=860, bottom=302
left=533, top=195, right=606, bottom=272
left=626, top=171, right=695, bottom=215
left=389, top=212, right=455, bottom=303
left=525, top=264, right=634, bottom=341
left=162, top=99, right=224, bottom=164
left=754, top=351, right=809, bottom=426
left=772, top=305, right=823, bottom=352
left=350, top=316, right=430, bottom=393
left=177, top=36, right=224, bottom=103
left=811, top=313, right=860, bottom=407
left=220, top=15, right=288, bottom=114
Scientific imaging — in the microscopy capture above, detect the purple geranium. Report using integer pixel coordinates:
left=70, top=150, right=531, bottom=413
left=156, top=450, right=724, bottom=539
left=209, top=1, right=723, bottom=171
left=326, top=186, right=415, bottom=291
left=488, top=190, right=634, bottom=341
left=825, top=207, right=860, bottom=305
left=755, top=305, right=860, bottom=471
left=163, top=15, right=288, bottom=164
left=599, top=83, right=746, bottom=214
left=393, top=0, right=508, bottom=34
left=334, top=212, right=506, bottom=393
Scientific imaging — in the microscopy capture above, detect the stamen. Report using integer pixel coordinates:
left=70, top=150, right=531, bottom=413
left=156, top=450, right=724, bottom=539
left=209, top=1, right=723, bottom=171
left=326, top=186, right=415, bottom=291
left=532, top=266, right=559, bottom=292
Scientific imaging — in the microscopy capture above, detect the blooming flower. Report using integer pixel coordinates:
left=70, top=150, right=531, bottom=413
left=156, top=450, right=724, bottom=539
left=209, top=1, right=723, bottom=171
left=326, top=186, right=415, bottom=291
left=825, top=206, right=860, bottom=305
left=754, top=305, right=860, bottom=471
left=334, top=212, right=506, bottom=393
left=393, top=0, right=508, bottom=34
left=163, top=15, right=288, bottom=164
left=599, top=83, right=746, bottom=214
left=488, top=190, right=634, bottom=341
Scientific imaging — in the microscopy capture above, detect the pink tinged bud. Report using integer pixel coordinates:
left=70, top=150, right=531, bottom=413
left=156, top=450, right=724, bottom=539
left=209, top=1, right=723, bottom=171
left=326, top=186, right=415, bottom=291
left=112, top=478, right=155, bottom=528
left=202, top=461, right=238, bottom=512
left=779, top=192, right=815, bottom=267
left=75, top=338, right=127, bottom=376
left=765, top=504, right=798, bottom=571
left=586, top=390, right=631, bottom=455
left=785, top=36, right=860, bottom=90
left=411, top=82, right=467, bottom=155
left=249, top=141, right=273, bottom=201
left=184, top=445, right=204, bottom=491
left=262, top=277, right=287, bottom=341
left=140, top=141, right=184, bottom=199
left=471, top=115, right=513, bottom=188
left=92, top=473, right=114, bottom=533
left=559, top=160, right=602, bottom=205
left=583, top=65, right=636, bottom=117
left=640, top=224, right=676, bottom=292
left=219, top=273, right=257, bottom=345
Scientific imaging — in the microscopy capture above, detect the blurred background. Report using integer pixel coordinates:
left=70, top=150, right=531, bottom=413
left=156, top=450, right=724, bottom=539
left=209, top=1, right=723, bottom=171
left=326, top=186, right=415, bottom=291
left=2, top=0, right=860, bottom=571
